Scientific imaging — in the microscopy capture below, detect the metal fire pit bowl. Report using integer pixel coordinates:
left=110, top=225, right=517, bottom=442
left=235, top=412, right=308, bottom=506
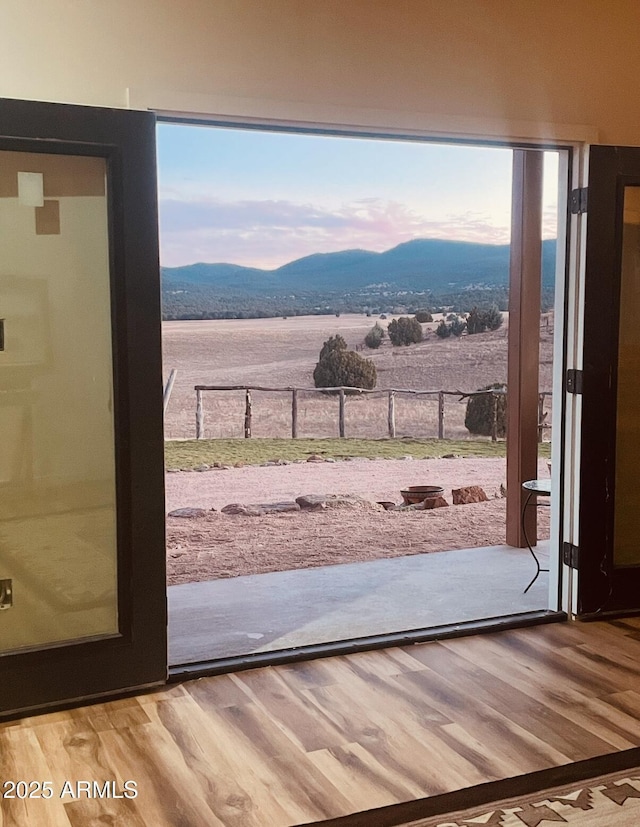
left=400, top=485, right=445, bottom=505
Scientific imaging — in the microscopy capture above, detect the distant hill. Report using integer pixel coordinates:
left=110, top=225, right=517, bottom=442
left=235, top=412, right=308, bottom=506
left=160, top=238, right=557, bottom=319
left=162, top=238, right=557, bottom=295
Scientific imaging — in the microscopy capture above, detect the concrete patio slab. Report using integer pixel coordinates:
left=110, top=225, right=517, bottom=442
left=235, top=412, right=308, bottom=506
left=168, top=542, right=550, bottom=664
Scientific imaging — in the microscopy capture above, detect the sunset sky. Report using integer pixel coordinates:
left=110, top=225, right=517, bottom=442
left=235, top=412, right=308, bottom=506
left=157, top=122, right=559, bottom=270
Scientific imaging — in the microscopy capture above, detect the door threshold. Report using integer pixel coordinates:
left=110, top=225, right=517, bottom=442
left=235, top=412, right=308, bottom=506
left=169, top=609, right=566, bottom=681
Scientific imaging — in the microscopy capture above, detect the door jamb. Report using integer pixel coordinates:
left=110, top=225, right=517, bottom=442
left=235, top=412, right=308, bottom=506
left=559, top=144, right=589, bottom=617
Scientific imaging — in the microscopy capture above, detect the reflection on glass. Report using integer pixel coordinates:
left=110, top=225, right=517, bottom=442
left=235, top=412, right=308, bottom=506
left=0, top=150, right=118, bottom=651
left=615, top=186, right=640, bottom=566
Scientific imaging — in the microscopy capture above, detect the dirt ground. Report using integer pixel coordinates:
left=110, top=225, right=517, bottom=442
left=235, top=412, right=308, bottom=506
left=166, top=456, right=551, bottom=584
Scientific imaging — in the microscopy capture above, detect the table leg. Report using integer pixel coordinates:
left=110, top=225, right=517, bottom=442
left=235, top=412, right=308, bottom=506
left=522, top=490, right=549, bottom=593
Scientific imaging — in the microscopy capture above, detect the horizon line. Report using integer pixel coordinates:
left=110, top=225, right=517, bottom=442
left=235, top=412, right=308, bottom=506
left=162, top=236, right=558, bottom=271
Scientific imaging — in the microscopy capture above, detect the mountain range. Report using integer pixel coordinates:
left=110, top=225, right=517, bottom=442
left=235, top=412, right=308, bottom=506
left=161, top=238, right=557, bottom=296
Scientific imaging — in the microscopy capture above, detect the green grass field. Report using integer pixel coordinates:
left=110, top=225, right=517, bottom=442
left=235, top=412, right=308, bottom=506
left=165, top=437, right=551, bottom=469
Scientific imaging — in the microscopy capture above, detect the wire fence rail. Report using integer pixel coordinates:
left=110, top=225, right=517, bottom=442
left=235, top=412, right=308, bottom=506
left=194, top=384, right=552, bottom=442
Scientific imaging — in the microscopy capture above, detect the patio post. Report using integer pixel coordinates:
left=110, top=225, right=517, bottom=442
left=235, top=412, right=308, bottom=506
left=506, top=150, right=543, bottom=547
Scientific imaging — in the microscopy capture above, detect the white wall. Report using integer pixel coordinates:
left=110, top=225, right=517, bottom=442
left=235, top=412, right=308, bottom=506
left=1, top=1, right=640, bottom=143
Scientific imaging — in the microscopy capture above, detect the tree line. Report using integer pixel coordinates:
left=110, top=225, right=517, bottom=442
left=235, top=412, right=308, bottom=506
left=161, top=284, right=554, bottom=321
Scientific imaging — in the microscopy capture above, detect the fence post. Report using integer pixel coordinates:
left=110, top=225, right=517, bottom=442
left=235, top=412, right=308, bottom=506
left=244, top=389, right=252, bottom=438
left=292, top=389, right=298, bottom=438
left=438, top=391, right=445, bottom=439
left=196, top=389, right=204, bottom=439
left=388, top=391, right=396, bottom=438
left=163, top=368, right=177, bottom=416
left=339, top=389, right=346, bottom=438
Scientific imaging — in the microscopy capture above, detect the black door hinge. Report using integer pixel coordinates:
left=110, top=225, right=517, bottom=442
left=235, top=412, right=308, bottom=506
left=563, top=542, right=580, bottom=569
left=570, top=187, right=588, bottom=215
left=566, top=368, right=583, bottom=394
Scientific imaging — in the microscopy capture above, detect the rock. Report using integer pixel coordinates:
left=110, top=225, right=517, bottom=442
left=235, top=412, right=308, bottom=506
left=422, top=496, right=449, bottom=509
left=220, top=501, right=298, bottom=514
left=328, top=496, right=384, bottom=512
left=296, top=494, right=329, bottom=510
left=194, top=464, right=209, bottom=471
left=306, top=454, right=325, bottom=462
left=451, top=485, right=489, bottom=505
left=252, top=501, right=300, bottom=513
left=377, top=501, right=398, bottom=510
left=442, top=453, right=457, bottom=459
left=221, top=503, right=265, bottom=516
left=234, top=461, right=245, bottom=468
left=168, top=507, right=210, bottom=518
left=401, top=455, right=414, bottom=461
left=396, top=502, right=428, bottom=511
left=296, top=494, right=384, bottom=512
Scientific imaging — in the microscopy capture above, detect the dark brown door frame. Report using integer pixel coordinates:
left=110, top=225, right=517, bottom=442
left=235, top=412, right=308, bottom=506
left=0, top=97, right=167, bottom=717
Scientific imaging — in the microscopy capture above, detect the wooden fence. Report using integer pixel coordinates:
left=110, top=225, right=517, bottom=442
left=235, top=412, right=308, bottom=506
left=194, top=384, right=552, bottom=442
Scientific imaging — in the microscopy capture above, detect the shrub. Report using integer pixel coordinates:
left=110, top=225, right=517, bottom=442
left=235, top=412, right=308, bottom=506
left=415, top=309, right=433, bottom=323
left=465, top=383, right=507, bottom=437
left=466, top=305, right=503, bottom=334
left=483, top=304, right=503, bottom=331
left=435, top=320, right=451, bottom=338
left=318, top=334, right=347, bottom=362
left=387, top=316, right=423, bottom=346
left=450, top=316, right=467, bottom=337
left=364, top=322, right=384, bottom=349
left=466, top=307, right=484, bottom=334
left=313, top=337, right=377, bottom=390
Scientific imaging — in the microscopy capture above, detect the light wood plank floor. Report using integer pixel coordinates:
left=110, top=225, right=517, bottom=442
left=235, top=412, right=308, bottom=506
left=3, top=618, right=640, bottom=826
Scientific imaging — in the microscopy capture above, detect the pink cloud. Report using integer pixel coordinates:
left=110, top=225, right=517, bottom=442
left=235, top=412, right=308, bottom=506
left=159, top=196, right=512, bottom=268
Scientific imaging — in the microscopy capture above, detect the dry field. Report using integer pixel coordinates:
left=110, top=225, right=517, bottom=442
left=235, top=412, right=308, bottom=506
left=162, top=313, right=555, bottom=441
left=163, top=315, right=555, bottom=584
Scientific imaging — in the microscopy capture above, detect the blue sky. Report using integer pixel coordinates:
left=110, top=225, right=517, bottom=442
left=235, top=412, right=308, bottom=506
left=157, top=122, right=559, bottom=269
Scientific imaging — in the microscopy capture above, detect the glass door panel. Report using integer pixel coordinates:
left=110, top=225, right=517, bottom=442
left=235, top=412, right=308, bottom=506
left=0, top=151, right=118, bottom=652
left=614, top=186, right=640, bottom=567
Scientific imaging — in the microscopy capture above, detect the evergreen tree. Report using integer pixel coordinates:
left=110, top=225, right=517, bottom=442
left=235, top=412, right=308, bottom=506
left=388, top=316, right=423, bottom=346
